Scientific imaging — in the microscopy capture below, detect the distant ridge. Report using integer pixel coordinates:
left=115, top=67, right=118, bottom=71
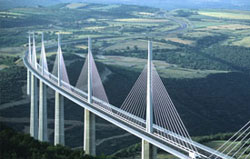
left=0, top=0, right=77, bottom=10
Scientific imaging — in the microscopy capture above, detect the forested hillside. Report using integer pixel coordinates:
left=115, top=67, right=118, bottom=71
left=0, top=123, right=108, bottom=159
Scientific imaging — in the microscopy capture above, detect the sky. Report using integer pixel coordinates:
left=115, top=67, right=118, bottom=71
left=1, top=0, right=250, bottom=10
left=80, top=0, right=250, bottom=9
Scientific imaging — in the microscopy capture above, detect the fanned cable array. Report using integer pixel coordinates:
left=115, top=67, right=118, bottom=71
left=92, top=52, right=109, bottom=103
left=120, top=66, right=147, bottom=127
left=75, top=39, right=109, bottom=107
left=151, top=64, right=198, bottom=154
left=76, top=56, right=88, bottom=92
left=39, top=33, right=48, bottom=76
left=52, top=35, right=70, bottom=86
left=120, top=60, right=198, bottom=155
left=210, top=121, right=250, bottom=159
left=31, top=33, right=37, bottom=69
left=28, top=33, right=32, bottom=64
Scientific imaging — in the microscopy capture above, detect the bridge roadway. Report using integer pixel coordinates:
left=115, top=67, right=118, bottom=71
left=24, top=52, right=230, bottom=159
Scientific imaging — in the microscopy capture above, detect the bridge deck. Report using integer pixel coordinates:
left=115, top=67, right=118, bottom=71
left=24, top=52, right=230, bottom=159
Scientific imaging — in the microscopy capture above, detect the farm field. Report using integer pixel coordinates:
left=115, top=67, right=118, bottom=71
left=198, top=10, right=250, bottom=20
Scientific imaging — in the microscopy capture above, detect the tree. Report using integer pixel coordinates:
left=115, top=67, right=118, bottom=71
left=134, top=45, right=138, bottom=51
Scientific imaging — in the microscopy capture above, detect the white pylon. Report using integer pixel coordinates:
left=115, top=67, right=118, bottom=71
left=32, top=33, right=37, bottom=69
left=84, top=37, right=96, bottom=156
left=146, top=41, right=153, bottom=133
left=28, top=33, right=32, bottom=64
left=53, top=33, right=70, bottom=87
left=30, top=33, right=38, bottom=138
left=88, top=36, right=93, bottom=104
left=40, top=33, right=48, bottom=76
left=57, top=34, right=62, bottom=86
left=27, top=33, right=32, bottom=95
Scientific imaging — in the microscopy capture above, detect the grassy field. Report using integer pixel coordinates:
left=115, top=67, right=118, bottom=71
left=65, top=3, right=87, bottom=9
left=197, top=24, right=250, bottom=31
left=165, top=37, right=194, bottom=45
left=232, top=36, right=250, bottom=48
left=198, top=10, right=250, bottom=20
left=0, top=64, right=8, bottom=70
left=97, top=55, right=229, bottom=79
left=104, top=39, right=176, bottom=51
left=114, top=18, right=169, bottom=23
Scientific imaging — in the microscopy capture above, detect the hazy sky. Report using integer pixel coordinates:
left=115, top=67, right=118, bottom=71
left=80, top=0, right=250, bottom=9
left=1, top=0, right=250, bottom=10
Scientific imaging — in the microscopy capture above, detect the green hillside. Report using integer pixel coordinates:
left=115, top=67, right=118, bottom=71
left=111, top=132, right=250, bottom=159
left=0, top=123, right=107, bottom=159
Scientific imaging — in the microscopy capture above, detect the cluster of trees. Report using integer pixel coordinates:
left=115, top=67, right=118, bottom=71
left=0, top=55, right=19, bottom=66
left=0, top=124, right=107, bottom=159
left=204, top=44, right=250, bottom=72
left=0, top=66, right=25, bottom=104
left=193, top=133, right=235, bottom=143
left=111, top=143, right=140, bottom=158
left=104, top=46, right=146, bottom=59
left=0, top=15, right=50, bottom=28
left=176, top=10, right=198, bottom=17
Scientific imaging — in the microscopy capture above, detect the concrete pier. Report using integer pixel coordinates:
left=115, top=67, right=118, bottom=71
left=84, top=109, right=96, bottom=155
left=30, top=74, right=38, bottom=139
left=27, top=70, right=30, bottom=95
left=54, top=91, right=65, bottom=145
left=38, top=80, right=48, bottom=141
left=142, top=140, right=157, bottom=159
left=84, top=36, right=96, bottom=155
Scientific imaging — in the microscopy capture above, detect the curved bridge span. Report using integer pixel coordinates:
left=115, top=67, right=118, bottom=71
left=24, top=33, right=232, bottom=159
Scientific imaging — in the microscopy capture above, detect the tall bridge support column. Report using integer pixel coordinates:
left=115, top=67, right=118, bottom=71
left=27, top=33, right=32, bottom=95
left=143, top=41, right=157, bottom=159
left=54, top=92, right=65, bottom=145
left=142, top=140, right=157, bottom=159
left=30, top=74, right=38, bottom=139
left=27, top=70, right=31, bottom=95
left=54, top=34, right=65, bottom=146
left=146, top=41, right=153, bottom=133
left=84, top=36, right=96, bottom=155
left=38, top=80, right=48, bottom=142
left=84, top=110, right=96, bottom=155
